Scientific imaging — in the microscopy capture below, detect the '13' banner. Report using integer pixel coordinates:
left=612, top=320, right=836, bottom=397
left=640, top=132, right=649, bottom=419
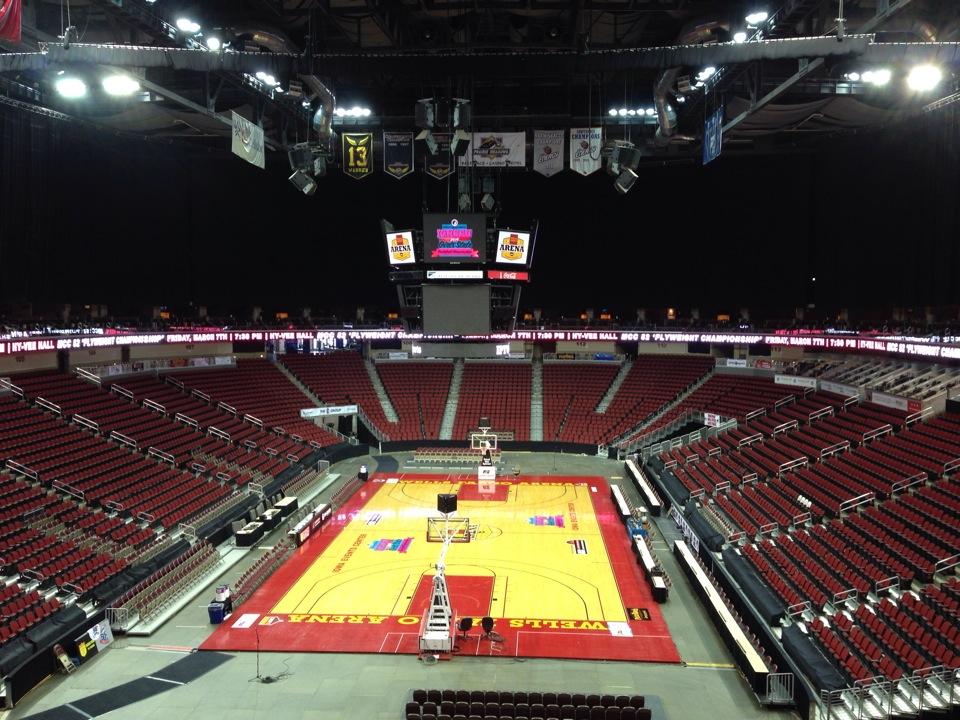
left=342, top=133, right=373, bottom=179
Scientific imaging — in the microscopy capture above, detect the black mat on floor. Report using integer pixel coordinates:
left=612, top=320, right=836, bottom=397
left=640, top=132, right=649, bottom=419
left=21, top=651, right=232, bottom=720
left=372, top=454, right=399, bottom=473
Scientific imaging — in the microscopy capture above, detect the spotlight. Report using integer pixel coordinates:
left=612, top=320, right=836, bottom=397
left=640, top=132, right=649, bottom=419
left=102, top=74, right=140, bottom=96
left=627, top=109, right=636, bottom=116
left=450, top=128, right=471, bottom=158
left=614, top=168, right=638, bottom=195
left=645, top=108, right=656, bottom=116
left=288, top=169, right=317, bottom=196
left=608, top=108, right=618, bottom=117
left=255, top=72, right=278, bottom=87
left=844, top=72, right=861, bottom=82
left=907, top=65, right=942, bottom=91
left=733, top=31, right=748, bottom=43
left=618, top=108, right=627, bottom=116
left=205, top=36, right=222, bottom=51
left=862, top=69, right=890, bottom=86
left=697, top=66, right=717, bottom=81
left=415, top=129, right=439, bottom=155
left=175, top=17, right=201, bottom=34
left=55, top=77, right=87, bottom=98
left=745, top=11, right=768, bottom=25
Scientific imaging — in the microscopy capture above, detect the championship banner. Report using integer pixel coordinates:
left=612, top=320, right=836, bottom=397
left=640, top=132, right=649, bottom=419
left=383, top=132, right=413, bottom=179
left=342, top=132, right=373, bottom=179
left=569, top=127, right=602, bottom=176
left=0, top=0, right=22, bottom=43
left=703, top=107, right=724, bottom=165
left=533, top=129, right=564, bottom=177
left=461, top=132, right=526, bottom=167
left=230, top=111, right=265, bottom=169
left=422, top=132, right=453, bottom=180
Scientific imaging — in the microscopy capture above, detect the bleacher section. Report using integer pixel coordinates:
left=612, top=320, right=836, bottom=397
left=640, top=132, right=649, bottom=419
left=282, top=352, right=401, bottom=440
left=0, top=393, right=231, bottom=530
left=170, top=358, right=338, bottom=447
left=644, top=395, right=960, bottom=714
left=405, top=689, right=651, bottom=720
left=376, top=361, right=453, bottom=440
left=452, top=362, right=532, bottom=441
left=542, top=363, right=619, bottom=443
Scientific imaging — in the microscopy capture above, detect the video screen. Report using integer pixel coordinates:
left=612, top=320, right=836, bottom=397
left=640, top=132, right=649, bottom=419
left=423, top=213, right=487, bottom=263
left=423, top=284, right=491, bottom=335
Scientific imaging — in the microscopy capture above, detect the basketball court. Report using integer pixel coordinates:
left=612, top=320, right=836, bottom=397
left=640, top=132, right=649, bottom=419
left=201, top=472, right=680, bottom=663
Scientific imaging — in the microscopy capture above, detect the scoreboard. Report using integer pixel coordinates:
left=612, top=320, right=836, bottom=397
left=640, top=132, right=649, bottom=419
left=381, top=214, right=538, bottom=334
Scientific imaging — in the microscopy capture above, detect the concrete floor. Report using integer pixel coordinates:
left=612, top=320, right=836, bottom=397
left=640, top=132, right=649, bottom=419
left=10, top=452, right=802, bottom=720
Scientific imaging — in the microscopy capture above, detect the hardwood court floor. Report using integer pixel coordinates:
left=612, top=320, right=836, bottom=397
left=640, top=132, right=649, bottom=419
left=201, top=473, right=679, bottom=663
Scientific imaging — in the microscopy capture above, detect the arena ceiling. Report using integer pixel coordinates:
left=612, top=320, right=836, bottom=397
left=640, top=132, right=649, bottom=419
left=1, top=0, right=959, bottom=156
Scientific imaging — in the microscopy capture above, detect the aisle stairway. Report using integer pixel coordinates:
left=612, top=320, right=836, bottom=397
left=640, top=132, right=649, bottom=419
left=595, top=359, right=633, bottom=413
left=615, top=369, right=715, bottom=449
left=439, top=359, right=463, bottom=440
left=365, top=359, right=399, bottom=423
left=530, top=358, right=544, bottom=441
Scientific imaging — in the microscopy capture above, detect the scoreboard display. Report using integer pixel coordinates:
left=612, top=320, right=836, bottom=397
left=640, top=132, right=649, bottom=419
left=423, top=214, right=487, bottom=263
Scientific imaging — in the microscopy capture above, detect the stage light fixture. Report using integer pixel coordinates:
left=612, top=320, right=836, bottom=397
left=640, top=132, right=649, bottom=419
left=627, top=109, right=636, bottom=116
left=907, top=65, right=942, bottom=91
left=102, top=74, right=140, bottom=96
left=745, top=11, right=768, bottom=25
left=844, top=72, right=861, bottom=81
left=55, top=77, right=87, bottom=98
left=608, top=108, right=618, bottom=117
left=450, top=128, right=471, bottom=158
left=205, top=36, right=222, bottom=51
left=618, top=108, right=627, bottom=116
left=697, top=66, right=716, bottom=81
left=645, top=107, right=656, bottom=116
left=733, top=31, right=748, bottom=43
left=415, top=129, right=439, bottom=155
left=288, top=169, right=317, bottom=196
left=255, top=71, right=278, bottom=87
left=175, top=17, right=201, bottom=34
left=860, top=69, right=891, bottom=86
left=614, top=168, right=638, bottom=195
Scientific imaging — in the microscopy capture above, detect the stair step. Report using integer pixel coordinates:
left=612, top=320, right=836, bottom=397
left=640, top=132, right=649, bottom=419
left=365, top=360, right=399, bottom=423
left=530, top=358, right=543, bottom=442
left=596, top=359, right=633, bottom=414
left=439, top=359, right=464, bottom=440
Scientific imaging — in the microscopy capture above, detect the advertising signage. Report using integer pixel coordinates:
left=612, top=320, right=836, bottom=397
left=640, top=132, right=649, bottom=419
left=2, top=329, right=960, bottom=362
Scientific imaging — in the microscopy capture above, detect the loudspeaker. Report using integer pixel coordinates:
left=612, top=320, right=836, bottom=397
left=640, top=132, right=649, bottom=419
left=437, top=493, right=457, bottom=515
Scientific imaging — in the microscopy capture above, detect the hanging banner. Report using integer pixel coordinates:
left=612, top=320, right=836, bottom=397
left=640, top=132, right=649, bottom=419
left=342, top=132, right=373, bottom=179
left=703, top=107, right=724, bottom=165
left=569, top=127, right=602, bottom=176
left=422, top=132, right=453, bottom=180
left=0, top=0, right=21, bottom=43
left=383, top=132, right=414, bottom=179
left=461, top=132, right=526, bottom=167
left=533, top=129, right=564, bottom=177
left=230, top=111, right=265, bottom=169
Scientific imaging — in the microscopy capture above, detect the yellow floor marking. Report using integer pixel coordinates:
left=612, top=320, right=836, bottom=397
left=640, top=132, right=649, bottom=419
left=685, top=661, right=737, bottom=669
left=270, top=479, right=627, bottom=622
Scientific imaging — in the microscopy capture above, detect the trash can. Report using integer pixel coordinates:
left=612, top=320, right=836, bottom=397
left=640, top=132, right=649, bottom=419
left=207, top=602, right=225, bottom=624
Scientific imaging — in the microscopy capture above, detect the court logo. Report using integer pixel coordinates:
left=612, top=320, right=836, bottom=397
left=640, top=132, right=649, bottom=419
left=628, top=608, right=651, bottom=621
left=529, top=515, right=565, bottom=528
left=567, top=539, right=588, bottom=555
left=259, top=616, right=284, bottom=626
left=370, top=538, right=413, bottom=553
